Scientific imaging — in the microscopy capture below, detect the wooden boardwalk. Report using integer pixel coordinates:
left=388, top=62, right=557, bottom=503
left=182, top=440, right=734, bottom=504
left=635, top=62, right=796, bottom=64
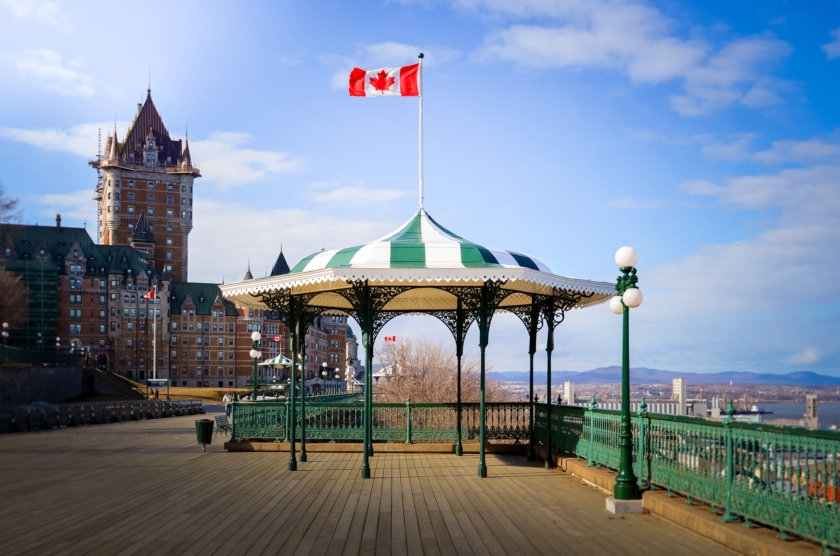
left=0, top=412, right=736, bottom=555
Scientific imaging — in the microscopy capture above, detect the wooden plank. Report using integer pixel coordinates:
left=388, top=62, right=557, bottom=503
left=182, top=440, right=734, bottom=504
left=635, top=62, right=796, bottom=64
left=0, top=416, right=742, bottom=556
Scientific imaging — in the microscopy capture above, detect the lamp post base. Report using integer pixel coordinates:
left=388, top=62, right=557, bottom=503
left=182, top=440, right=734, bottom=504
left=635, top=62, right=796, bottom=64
left=606, top=497, right=643, bottom=514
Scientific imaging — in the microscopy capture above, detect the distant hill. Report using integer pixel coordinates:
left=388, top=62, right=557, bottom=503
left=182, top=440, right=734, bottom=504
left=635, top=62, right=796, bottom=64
left=487, top=367, right=840, bottom=386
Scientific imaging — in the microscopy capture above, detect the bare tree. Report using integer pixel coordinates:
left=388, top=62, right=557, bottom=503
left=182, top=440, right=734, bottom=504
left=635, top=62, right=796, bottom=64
left=374, top=338, right=511, bottom=403
left=0, top=181, right=21, bottom=223
left=0, top=266, right=27, bottom=329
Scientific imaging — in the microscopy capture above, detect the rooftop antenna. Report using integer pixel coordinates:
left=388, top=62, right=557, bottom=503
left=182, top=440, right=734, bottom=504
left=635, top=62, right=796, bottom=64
left=148, top=68, right=151, bottom=95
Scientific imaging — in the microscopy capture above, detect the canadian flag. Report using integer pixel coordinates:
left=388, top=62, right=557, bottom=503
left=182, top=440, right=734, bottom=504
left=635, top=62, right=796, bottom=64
left=143, top=288, right=156, bottom=301
left=349, top=64, right=419, bottom=97
left=273, top=336, right=281, bottom=342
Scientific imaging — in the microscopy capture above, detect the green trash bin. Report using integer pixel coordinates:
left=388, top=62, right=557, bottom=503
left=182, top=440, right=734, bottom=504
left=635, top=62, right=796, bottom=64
left=195, top=419, right=214, bottom=452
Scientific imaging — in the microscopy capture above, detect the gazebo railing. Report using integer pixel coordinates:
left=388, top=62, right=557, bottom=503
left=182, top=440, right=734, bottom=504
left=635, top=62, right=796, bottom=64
left=231, top=400, right=531, bottom=444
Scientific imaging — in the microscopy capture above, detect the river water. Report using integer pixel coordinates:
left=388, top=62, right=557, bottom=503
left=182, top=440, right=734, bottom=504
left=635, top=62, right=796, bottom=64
left=760, top=402, right=840, bottom=430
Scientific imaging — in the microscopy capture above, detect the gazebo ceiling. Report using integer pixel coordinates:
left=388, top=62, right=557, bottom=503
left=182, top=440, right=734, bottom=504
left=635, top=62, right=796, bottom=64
left=220, top=209, right=613, bottom=313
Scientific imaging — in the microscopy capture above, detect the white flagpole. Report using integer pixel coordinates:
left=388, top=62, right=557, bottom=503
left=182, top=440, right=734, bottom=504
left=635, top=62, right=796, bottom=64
left=418, top=52, right=424, bottom=211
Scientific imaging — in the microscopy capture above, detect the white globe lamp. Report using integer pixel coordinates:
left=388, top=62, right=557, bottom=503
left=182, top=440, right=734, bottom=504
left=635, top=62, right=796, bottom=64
left=623, top=288, right=643, bottom=308
left=609, top=296, right=625, bottom=314
left=615, top=246, right=638, bottom=268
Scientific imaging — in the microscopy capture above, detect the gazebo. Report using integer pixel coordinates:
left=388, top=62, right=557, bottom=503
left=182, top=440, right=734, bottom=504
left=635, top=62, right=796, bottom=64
left=220, top=208, right=613, bottom=478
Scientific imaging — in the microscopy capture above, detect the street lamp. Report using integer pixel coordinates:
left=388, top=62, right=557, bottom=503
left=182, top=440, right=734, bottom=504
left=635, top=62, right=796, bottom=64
left=2, top=321, right=9, bottom=345
left=610, top=246, right=643, bottom=501
left=56, top=337, right=61, bottom=354
left=250, top=331, right=262, bottom=401
left=36, top=332, right=43, bottom=349
left=321, top=362, right=329, bottom=395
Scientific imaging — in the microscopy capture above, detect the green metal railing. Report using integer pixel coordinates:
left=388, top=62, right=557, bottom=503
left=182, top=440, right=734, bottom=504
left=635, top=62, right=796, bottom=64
left=535, top=403, right=840, bottom=551
left=231, top=400, right=531, bottom=444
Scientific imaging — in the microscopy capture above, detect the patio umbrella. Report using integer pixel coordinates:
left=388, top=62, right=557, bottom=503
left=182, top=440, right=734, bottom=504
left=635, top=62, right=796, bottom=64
left=258, top=355, right=293, bottom=367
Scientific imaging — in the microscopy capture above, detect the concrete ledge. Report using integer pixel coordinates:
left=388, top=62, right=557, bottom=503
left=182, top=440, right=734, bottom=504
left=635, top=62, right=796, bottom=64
left=553, top=454, right=820, bottom=555
left=643, top=491, right=816, bottom=556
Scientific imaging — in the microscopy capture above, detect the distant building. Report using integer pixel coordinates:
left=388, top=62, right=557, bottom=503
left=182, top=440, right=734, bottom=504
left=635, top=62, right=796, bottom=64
left=672, top=377, right=687, bottom=416
left=563, top=380, right=575, bottom=404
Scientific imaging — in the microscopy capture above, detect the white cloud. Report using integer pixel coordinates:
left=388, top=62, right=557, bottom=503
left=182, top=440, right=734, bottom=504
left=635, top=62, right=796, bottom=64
left=700, top=133, right=840, bottom=165
left=753, top=139, right=840, bottom=165
left=310, top=185, right=410, bottom=204
left=189, top=199, right=400, bottom=283
left=10, top=49, right=94, bottom=97
left=0, top=121, right=129, bottom=158
left=0, top=0, right=71, bottom=30
left=35, top=189, right=97, bottom=228
left=0, top=124, right=305, bottom=189
left=176, top=132, right=304, bottom=188
left=788, top=348, right=820, bottom=365
left=467, top=0, right=791, bottom=116
left=823, top=28, right=840, bottom=60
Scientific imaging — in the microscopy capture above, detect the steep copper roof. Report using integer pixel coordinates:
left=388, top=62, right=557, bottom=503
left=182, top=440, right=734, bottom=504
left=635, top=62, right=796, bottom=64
left=117, top=90, right=185, bottom=167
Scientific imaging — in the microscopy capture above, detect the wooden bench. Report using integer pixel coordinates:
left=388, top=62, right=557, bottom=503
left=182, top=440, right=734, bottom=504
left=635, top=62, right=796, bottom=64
left=214, top=415, right=231, bottom=435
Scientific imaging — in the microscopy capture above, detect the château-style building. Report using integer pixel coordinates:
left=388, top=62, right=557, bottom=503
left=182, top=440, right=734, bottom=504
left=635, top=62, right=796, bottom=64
left=0, top=90, right=350, bottom=388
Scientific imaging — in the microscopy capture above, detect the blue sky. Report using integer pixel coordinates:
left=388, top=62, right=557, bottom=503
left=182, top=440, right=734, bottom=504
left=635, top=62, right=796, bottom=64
left=0, top=0, right=838, bottom=377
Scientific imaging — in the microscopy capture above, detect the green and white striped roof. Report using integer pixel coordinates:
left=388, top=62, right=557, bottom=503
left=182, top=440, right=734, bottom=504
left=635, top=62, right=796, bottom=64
left=220, top=209, right=613, bottom=312
left=292, top=210, right=552, bottom=273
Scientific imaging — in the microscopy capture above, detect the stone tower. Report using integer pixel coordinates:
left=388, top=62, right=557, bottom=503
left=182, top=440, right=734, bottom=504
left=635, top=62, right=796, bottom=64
left=91, top=89, right=200, bottom=281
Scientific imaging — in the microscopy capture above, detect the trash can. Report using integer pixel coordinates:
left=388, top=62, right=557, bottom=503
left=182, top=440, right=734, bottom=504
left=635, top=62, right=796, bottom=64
left=195, top=419, right=214, bottom=452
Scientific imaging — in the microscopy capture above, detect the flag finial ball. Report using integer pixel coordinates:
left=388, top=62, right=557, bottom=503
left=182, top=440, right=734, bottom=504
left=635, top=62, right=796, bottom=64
left=615, top=246, right=638, bottom=268
left=418, top=52, right=424, bottom=59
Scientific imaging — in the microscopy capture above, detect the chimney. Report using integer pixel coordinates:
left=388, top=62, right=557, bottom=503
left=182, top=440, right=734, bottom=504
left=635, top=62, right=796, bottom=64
left=56, top=213, right=62, bottom=232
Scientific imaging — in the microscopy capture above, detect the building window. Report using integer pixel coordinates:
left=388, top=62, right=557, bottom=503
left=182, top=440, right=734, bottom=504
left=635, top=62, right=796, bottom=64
left=146, top=153, right=155, bottom=162
left=167, top=184, right=174, bottom=191
left=128, top=206, right=135, bottom=214
left=148, top=194, right=154, bottom=203
left=167, top=196, right=173, bottom=205
left=148, top=208, right=153, bottom=216
left=166, top=209, right=174, bottom=218
left=165, top=265, right=172, bottom=272
left=148, top=182, right=154, bottom=190
left=128, top=181, right=134, bottom=188
left=128, top=193, right=134, bottom=201
left=181, top=185, right=186, bottom=193
left=181, top=198, right=186, bottom=205
left=166, top=238, right=172, bottom=246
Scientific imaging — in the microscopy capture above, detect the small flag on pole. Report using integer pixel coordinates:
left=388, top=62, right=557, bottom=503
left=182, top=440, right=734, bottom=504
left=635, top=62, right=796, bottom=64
left=349, top=64, right=420, bottom=97
left=143, top=288, right=156, bottom=301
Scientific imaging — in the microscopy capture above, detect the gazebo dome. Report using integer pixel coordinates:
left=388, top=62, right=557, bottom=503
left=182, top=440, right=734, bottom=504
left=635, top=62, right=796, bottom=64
left=291, top=209, right=551, bottom=273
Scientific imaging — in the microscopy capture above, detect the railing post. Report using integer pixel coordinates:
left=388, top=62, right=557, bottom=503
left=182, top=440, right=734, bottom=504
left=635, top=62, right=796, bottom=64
left=587, top=397, right=597, bottom=467
left=284, top=395, right=290, bottom=443
left=720, top=401, right=739, bottom=523
left=405, top=397, right=413, bottom=444
left=637, top=397, right=649, bottom=489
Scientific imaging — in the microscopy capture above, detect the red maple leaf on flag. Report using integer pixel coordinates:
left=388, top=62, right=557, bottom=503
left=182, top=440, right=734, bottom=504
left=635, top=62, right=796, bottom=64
left=369, top=70, right=395, bottom=93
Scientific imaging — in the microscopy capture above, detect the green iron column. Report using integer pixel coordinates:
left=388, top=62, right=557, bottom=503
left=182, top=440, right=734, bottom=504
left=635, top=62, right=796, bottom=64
left=299, top=342, right=308, bottom=463
left=455, top=299, right=464, bottom=457
left=359, top=282, right=374, bottom=478
left=527, top=327, right=537, bottom=461
left=544, top=314, right=555, bottom=469
left=288, top=322, right=299, bottom=471
left=612, top=302, right=639, bottom=499
left=477, top=284, right=489, bottom=478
